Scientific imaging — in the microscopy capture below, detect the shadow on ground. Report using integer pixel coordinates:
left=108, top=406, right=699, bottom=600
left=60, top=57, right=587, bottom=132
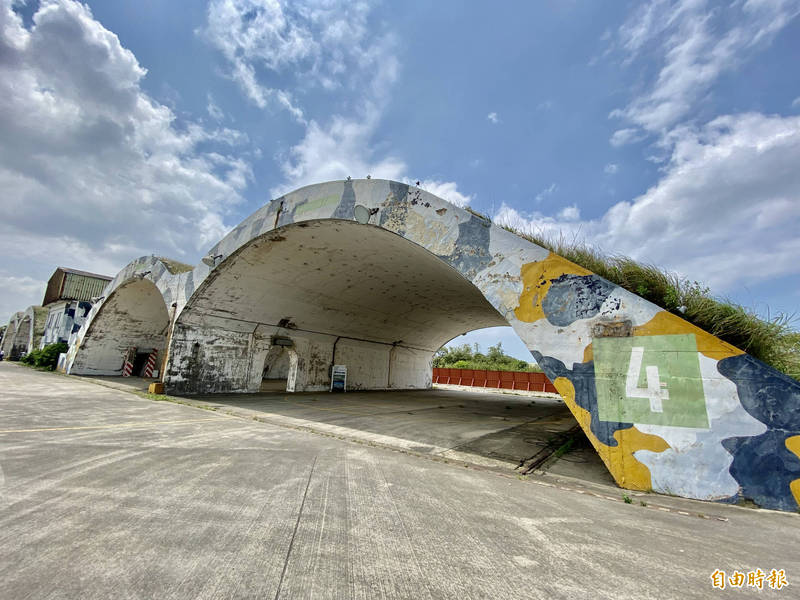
left=182, top=387, right=615, bottom=486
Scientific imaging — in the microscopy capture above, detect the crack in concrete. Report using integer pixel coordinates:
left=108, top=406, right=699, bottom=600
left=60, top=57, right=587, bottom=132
left=275, top=454, right=317, bottom=600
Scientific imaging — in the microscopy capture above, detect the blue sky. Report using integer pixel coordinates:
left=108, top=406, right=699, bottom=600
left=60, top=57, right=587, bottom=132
left=1, top=0, right=799, bottom=361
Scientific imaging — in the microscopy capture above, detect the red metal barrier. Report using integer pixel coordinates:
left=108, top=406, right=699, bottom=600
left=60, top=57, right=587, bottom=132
left=432, top=368, right=557, bottom=394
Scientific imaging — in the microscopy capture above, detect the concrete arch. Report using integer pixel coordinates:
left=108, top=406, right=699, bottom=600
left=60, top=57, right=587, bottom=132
left=160, top=178, right=799, bottom=511
left=1, top=311, right=25, bottom=359
left=1, top=306, right=47, bottom=359
left=15, top=314, right=32, bottom=358
left=69, top=277, right=170, bottom=376
left=66, top=256, right=185, bottom=376
left=167, top=218, right=507, bottom=393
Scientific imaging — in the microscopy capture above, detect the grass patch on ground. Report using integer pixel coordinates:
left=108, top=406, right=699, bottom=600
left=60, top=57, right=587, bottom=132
left=501, top=227, right=799, bottom=380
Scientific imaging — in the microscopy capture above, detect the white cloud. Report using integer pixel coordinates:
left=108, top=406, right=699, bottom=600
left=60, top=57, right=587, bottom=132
left=498, top=112, right=800, bottom=292
left=487, top=112, right=500, bottom=124
left=246, top=1, right=473, bottom=209
left=0, top=0, right=250, bottom=322
left=609, top=127, right=646, bottom=147
left=557, top=205, right=581, bottom=221
left=493, top=204, right=585, bottom=249
left=414, top=180, right=472, bottom=208
left=207, top=93, right=224, bottom=121
left=792, top=96, right=800, bottom=108
left=0, top=274, right=47, bottom=325
left=612, top=0, right=800, bottom=135
left=604, top=163, right=619, bottom=174
left=534, top=183, right=558, bottom=203
left=272, top=108, right=406, bottom=196
left=617, top=0, right=665, bottom=56
left=597, top=112, right=800, bottom=289
left=203, top=0, right=384, bottom=122
left=269, top=108, right=473, bottom=208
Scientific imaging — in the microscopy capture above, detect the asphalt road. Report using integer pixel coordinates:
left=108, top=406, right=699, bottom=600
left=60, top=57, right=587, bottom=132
left=1, top=362, right=798, bottom=599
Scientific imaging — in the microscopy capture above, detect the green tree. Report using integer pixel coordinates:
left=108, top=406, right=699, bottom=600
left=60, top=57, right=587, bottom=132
left=433, top=341, right=541, bottom=372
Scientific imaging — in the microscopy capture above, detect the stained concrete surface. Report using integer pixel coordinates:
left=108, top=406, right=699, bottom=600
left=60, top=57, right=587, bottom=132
left=81, top=376, right=611, bottom=484
left=185, top=387, right=613, bottom=485
left=1, top=363, right=799, bottom=599
left=83, top=375, right=158, bottom=393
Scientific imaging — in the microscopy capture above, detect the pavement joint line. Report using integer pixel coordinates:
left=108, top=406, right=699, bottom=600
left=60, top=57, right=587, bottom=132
left=0, top=417, right=229, bottom=434
left=274, top=455, right=317, bottom=600
left=209, top=397, right=534, bottom=424
left=229, top=397, right=379, bottom=417
left=520, top=477, right=730, bottom=522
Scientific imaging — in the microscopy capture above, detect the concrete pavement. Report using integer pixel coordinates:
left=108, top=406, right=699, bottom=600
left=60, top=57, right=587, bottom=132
left=83, top=375, right=614, bottom=485
left=84, top=377, right=615, bottom=486
left=186, top=387, right=612, bottom=482
left=1, top=362, right=798, bottom=599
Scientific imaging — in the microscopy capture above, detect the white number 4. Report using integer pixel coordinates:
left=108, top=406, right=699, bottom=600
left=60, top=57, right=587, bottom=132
left=625, top=347, right=669, bottom=413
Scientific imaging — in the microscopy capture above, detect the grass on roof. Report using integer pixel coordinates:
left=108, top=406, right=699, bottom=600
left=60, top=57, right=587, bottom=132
left=156, top=257, right=194, bottom=274
left=500, top=225, right=799, bottom=381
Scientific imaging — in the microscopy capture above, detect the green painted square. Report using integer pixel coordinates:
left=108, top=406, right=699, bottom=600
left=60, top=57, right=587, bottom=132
left=593, top=333, right=709, bottom=428
left=293, top=195, right=341, bottom=216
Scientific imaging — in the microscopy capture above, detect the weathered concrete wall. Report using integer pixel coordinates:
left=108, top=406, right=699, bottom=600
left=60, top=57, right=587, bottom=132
left=166, top=317, right=432, bottom=395
left=333, top=339, right=431, bottom=391
left=167, top=321, right=255, bottom=394
left=30, top=306, right=48, bottom=349
left=389, top=345, right=432, bottom=389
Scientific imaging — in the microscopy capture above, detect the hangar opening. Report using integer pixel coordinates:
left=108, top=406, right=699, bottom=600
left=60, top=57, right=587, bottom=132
left=162, top=216, right=603, bottom=475
left=70, top=278, right=170, bottom=377
left=1, top=320, right=17, bottom=358
left=259, top=343, right=292, bottom=391
left=13, top=316, right=31, bottom=359
left=165, top=219, right=510, bottom=394
left=1, top=316, right=28, bottom=360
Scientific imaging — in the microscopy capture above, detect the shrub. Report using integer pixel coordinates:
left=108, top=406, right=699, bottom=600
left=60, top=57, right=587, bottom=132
left=20, top=342, right=68, bottom=370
